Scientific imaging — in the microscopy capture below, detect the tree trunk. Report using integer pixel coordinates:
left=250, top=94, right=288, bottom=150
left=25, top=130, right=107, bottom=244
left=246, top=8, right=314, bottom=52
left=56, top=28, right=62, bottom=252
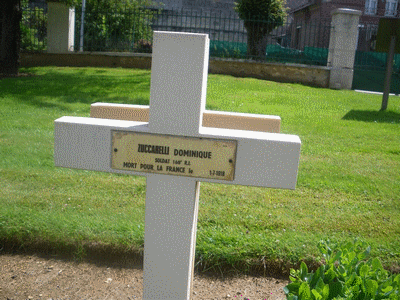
left=0, top=0, right=22, bottom=75
left=245, top=21, right=269, bottom=60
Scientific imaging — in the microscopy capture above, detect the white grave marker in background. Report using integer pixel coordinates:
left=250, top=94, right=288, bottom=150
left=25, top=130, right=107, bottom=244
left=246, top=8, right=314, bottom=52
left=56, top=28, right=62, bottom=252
left=54, top=31, right=301, bottom=300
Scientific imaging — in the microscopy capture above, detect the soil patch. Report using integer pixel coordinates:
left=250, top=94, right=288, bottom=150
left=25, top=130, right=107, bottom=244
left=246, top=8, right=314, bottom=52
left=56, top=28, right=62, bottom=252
left=0, top=252, right=288, bottom=300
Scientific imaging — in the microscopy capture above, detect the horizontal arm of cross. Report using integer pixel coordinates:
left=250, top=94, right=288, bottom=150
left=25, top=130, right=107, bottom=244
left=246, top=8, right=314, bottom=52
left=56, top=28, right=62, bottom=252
left=54, top=116, right=300, bottom=189
left=90, top=103, right=281, bottom=133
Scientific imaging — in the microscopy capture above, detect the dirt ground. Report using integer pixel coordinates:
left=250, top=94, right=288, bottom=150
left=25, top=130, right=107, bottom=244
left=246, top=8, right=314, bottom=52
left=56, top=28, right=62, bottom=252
left=0, top=253, right=288, bottom=300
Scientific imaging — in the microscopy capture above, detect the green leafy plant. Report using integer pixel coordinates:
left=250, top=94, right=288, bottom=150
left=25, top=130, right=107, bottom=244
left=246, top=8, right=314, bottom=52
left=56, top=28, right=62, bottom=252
left=234, top=0, right=287, bottom=59
left=21, top=6, right=47, bottom=51
left=284, top=240, right=400, bottom=300
left=75, top=0, right=160, bottom=52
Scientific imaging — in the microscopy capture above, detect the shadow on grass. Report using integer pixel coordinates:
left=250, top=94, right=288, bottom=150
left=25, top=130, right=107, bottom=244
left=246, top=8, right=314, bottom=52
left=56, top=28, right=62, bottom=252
left=0, top=236, right=307, bottom=278
left=0, top=68, right=151, bottom=110
left=342, top=110, right=400, bottom=124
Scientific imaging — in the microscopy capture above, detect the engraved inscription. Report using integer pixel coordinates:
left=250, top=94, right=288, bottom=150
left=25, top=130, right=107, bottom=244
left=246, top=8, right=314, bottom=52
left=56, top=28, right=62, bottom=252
left=111, top=131, right=237, bottom=181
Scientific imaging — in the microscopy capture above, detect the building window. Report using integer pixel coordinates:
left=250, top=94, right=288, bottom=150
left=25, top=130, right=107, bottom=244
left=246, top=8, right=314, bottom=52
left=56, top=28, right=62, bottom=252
left=385, top=0, right=398, bottom=16
left=365, top=0, right=378, bottom=15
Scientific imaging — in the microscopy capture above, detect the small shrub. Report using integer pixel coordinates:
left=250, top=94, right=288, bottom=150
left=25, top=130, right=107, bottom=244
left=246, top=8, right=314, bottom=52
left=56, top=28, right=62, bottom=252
left=284, top=239, right=400, bottom=300
left=134, top=39, right=152, bottom=53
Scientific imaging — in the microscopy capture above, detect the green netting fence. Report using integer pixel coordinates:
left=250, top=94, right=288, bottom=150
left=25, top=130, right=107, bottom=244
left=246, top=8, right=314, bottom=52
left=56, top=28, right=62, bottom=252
left=352, top=50, right=400, bottom=94
left=354, top=51, right=400, bottom=71
left=264, top=45, right=328, bottom=66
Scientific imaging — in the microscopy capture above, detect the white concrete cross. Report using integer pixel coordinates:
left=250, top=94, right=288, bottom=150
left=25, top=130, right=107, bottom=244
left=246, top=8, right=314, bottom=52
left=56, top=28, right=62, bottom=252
left=54, top=31, right=301, bottom=300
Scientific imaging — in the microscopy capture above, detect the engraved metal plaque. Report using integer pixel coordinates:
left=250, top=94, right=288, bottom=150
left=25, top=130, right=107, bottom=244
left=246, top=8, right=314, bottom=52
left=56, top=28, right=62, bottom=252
left=111, top=131, right=237, bottom=181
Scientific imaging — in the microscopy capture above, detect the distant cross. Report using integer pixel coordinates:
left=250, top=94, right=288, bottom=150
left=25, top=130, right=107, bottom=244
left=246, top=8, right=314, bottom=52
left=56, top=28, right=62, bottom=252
left=54, top=31, right=301, bottom=300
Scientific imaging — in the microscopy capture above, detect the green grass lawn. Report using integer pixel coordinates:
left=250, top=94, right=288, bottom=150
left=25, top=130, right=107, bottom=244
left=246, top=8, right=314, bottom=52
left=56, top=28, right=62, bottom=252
left=1, top=67, right=399, bottom=276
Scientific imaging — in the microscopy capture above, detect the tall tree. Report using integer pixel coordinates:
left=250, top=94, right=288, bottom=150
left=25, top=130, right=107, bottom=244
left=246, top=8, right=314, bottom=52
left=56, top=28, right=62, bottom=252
left=1, top=0, right=23, bottom=75
left=235, top=0, right=287, bottom=60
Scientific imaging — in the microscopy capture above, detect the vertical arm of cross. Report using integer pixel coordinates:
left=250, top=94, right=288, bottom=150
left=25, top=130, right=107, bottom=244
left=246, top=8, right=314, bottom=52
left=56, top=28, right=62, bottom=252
left=143, top=31, right=209, bottom=300
left=148, top=31, right=209, bottom=136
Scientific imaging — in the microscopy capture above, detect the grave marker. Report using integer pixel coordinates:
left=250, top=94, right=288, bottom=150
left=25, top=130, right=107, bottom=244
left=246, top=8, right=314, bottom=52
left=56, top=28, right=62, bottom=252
left=54, top=31, right=301, bottom=300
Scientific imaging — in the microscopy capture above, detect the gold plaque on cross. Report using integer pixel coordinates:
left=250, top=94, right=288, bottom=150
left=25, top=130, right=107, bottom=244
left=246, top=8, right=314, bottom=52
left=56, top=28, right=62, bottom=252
left=111, top=131, right=237, bottom=181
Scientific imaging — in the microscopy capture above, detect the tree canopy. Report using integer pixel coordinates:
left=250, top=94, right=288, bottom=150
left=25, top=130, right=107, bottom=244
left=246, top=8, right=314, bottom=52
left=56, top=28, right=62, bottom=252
left=235, top=0, right=287, bottom=22
left=234, top=0, right=287, bottom=59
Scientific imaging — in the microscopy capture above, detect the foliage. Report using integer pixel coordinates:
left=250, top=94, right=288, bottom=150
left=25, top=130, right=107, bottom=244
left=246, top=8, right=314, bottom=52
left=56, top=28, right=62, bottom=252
left=47, top=0, right=80, bottom=6
left=75, top=1, right=161, bottom=52
left=49, top=0, right=156, bottom=8
left=284, top=240, right=400, bottom=300
left=234, top=0, right=287, bottom=23
left=234, top=0, right=287, bottom=59
left=20, top=6, right=47, bottom=51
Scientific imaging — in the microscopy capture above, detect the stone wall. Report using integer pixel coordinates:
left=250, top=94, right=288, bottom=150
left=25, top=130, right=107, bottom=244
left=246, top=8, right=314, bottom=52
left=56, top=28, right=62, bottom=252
left=20, top=52, right=330, bottom=88
left=210, top=58, right=330, bottom=87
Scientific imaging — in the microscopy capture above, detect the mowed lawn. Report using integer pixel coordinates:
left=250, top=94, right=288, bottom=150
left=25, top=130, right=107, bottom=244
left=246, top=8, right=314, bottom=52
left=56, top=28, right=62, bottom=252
left=0, top=67, right=399, bottom=275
